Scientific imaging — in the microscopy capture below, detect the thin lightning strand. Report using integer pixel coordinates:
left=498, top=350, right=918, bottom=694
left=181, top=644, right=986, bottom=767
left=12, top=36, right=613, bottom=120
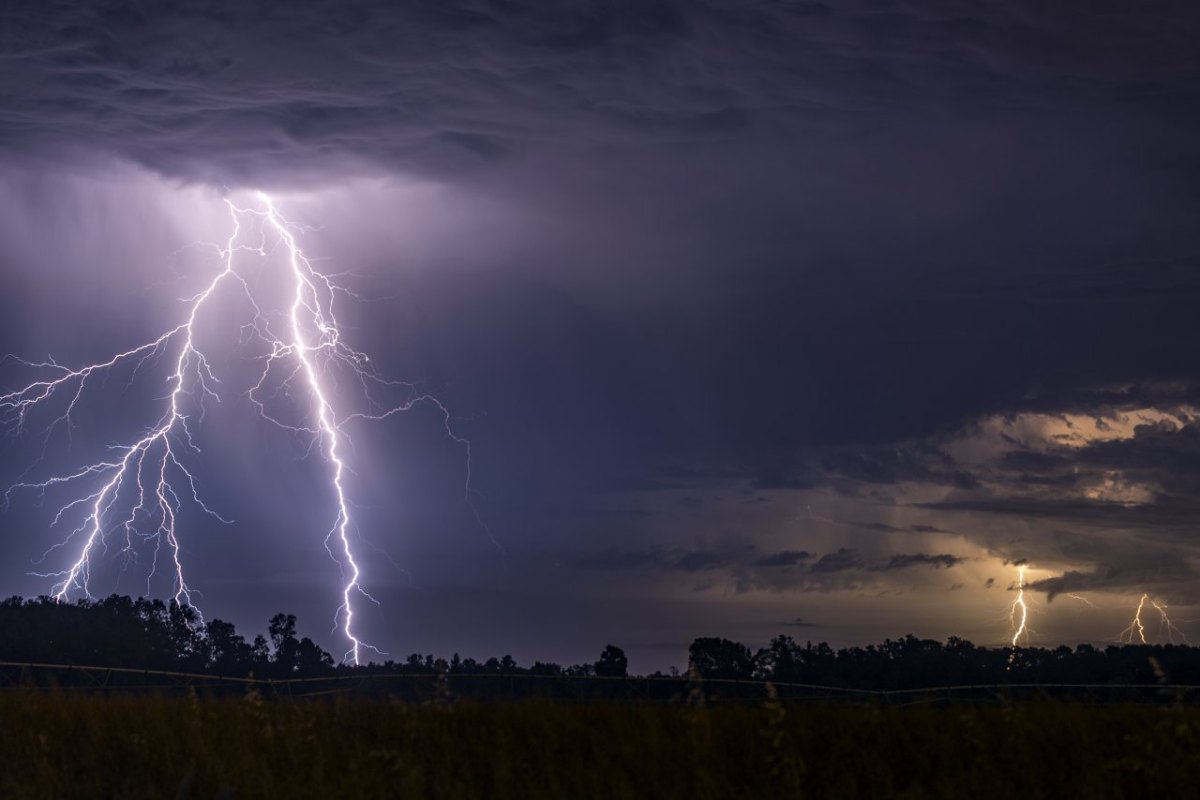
left=1008, top=565, right=1029, bottom=648
left=1, top=193, right=473, bottom=664
left=1119, top=594, right=1149, bottom=644
left=1150, top=599, right=1189, bottom=644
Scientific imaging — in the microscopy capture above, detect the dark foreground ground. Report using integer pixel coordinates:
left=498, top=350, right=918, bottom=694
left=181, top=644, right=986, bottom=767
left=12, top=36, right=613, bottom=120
left=1, top=693, right=1197, bottom=798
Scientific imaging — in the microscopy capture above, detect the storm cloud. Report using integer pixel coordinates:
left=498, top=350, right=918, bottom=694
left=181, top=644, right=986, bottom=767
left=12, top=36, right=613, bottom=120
left=2, top=0, right=1198, bottom=186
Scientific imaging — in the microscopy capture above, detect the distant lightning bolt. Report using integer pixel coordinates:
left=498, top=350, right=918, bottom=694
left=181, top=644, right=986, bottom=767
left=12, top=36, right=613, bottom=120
left=1008, top=564, right=1030, bottom=648
left=1150, top=598, right=1189, bottom=644
left=0, top=192, right=475, bottom=664
left=1119, top=594, right=1149, bottom=644
left=1119, top=593, right=1188, bottom=645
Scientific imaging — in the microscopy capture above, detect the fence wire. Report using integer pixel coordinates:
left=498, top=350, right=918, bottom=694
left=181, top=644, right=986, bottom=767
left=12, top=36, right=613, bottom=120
left=2, top=660, right=1199, bottom=705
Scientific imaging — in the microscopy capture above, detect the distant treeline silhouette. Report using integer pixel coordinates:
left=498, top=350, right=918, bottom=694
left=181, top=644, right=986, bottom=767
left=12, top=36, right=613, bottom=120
left=2, top=595, right=1199, bottom=689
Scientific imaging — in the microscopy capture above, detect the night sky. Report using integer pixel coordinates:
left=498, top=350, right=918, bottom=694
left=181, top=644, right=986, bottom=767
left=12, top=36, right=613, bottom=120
left=2, top=1, right=1200, bottom=670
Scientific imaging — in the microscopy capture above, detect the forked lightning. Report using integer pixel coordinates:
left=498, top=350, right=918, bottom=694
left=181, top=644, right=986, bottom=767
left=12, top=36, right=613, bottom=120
left=0, top=193, right=470, bottom=664
left=1119, top=593, right=1189, bottom=645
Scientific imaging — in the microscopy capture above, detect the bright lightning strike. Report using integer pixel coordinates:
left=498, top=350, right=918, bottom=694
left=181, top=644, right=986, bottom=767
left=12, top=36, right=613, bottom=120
left=1, top=192, right=475, bottom=664
left=1008, top=564, right=1030, bottom=648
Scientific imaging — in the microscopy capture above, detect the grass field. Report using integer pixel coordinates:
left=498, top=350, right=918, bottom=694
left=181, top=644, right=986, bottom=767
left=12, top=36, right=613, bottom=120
left=2, top=691, right=1198, bottom=798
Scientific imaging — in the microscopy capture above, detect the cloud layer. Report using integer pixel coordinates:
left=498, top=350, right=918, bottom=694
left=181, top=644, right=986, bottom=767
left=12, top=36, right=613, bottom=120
left=2, top=0, right=1198, bottom=185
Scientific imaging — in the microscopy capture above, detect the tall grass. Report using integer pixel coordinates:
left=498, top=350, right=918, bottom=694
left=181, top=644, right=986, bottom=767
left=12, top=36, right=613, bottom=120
left=0, top=692, right=1197, bottom=798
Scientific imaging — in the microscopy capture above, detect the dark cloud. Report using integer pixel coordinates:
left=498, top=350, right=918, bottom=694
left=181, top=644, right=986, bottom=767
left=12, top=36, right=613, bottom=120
left=2, top=0, right=1198, bottom=187
left=1085, top=420, right=1200, bottom=496
left=853, top=522, right=905, bottom=533
left=4, top=0, right=1198, bottom=480
left=999, top=451, right=1074, bottom=475
left=808, top=548, right=864, bottom=575
left=921, top=496, right=1200, bottom=529
left=754, top=550, right=812, bottom=568
left=671, top=547, right=746, bottom=573
left=566, top=544, right=745, bottom=573
left=817, top=447, right=979, bottom=490
left=567, top=541, right=960, bottom=586
left=875, top=553, right=964, bottom=571
left=1030, top=560, right=1200, bottom=602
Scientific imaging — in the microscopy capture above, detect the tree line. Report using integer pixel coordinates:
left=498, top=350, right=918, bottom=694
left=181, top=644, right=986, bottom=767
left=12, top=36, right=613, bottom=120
left=2, top=595, right=1199, bottom=689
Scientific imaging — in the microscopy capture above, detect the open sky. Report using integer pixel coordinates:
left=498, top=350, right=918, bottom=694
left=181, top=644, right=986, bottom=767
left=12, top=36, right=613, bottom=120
left=2, top=0, right=1200, bottom=670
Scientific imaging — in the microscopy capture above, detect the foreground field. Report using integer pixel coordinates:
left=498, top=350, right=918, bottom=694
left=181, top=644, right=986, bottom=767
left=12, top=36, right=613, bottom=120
left=1, top=693, right=1198, bottom=798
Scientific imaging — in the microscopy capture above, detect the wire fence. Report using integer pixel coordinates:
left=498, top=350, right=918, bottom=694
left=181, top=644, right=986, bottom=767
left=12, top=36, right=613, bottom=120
left=3, top=660, right=1199, bottom=705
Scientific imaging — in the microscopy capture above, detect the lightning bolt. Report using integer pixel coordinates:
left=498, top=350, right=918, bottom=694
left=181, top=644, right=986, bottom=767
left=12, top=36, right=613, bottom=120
left=1150, top=598, right=1189, bottom=644
left=1119, top=594, right=1149, bottom=644
left=1008, top=564, right=1030, bottom=648
left=0, top=192, right=474, bottom=664
left=1119, top=593, right=1188, bottom=645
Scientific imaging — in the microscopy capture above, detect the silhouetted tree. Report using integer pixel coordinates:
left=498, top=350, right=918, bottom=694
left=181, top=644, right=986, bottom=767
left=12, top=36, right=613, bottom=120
left=268, top=613, right=300, bottom=675
left=756, top=635, right=801, bottom=681
left=689, top=637, right=755, bottom=679
left=7, top=593, right=1200, bottom=693
left=260, top=612, right=334, bottom=677
left=595, top=645, right=628, bottom=678
left=205, top=618, right=254, bottom=675
left=294, top=635, right=335, bottom=674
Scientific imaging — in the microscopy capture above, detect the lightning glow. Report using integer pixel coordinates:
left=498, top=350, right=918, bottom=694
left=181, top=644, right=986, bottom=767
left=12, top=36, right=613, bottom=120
left=0, top=192, right=474, bottom=664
